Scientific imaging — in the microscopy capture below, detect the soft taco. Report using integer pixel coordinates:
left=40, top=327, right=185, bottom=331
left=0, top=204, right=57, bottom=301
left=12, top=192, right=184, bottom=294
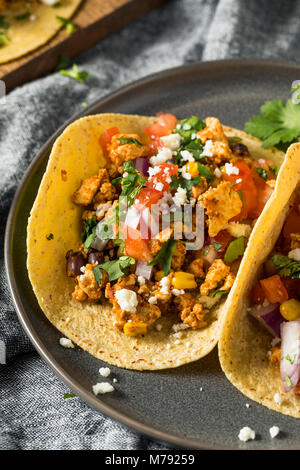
left=219, top=143, right=300, bottom=417
left=27, top=112, right=284, bottom=370
left=0, top=1, right=82, bottom=64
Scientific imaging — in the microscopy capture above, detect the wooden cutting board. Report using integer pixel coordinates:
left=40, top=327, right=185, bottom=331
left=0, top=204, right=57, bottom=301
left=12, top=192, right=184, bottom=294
left=0, top=0, right=166, bottom=92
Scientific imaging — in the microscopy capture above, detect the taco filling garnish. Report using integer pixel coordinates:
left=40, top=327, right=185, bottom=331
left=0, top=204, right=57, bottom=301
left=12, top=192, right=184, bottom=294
left=219, top=143, right=300, bottom=417
left=65, top=114, right=282, bottom=338
left=27, top=113, right=284, bottom=370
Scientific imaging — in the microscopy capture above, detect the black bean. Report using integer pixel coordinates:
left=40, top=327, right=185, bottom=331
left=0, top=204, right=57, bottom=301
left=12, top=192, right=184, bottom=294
left=230, top=142, right=250, bottom=157
left=88, top=251, right=103, bottom=265
left=66, top=250, right=86, bottom=277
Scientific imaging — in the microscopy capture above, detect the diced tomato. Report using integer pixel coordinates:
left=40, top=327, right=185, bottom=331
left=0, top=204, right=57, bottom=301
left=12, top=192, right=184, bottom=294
left=145, top=113, right=177, bottom=139
left=251, top=282, right=266, bottom=304
left=99, top=127, right=119, bottom=155
left=149, top=136, right=163, bottom=156
left=223, top=160, right=258, bottom=221
left=146, top=163, right=178, bottom=193
left=260, top=275, right=289, bottom=304
left=123, top=226, right=152, bottom=261
left=283, top=208, right=300, bottom=239
left=210, top=230, right=234, bottom=257
left=135, top=187, right=162, bottom=209
left=281, top=278, right=300, bottom=300
left=249, top=161, right=274, bottom=219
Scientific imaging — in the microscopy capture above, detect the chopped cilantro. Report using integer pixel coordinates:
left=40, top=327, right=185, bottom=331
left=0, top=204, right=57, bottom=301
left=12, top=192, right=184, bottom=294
left=197, top=163, right=213, bottom=180
left=245, top=99, right=300, bottom=149
left=56, top=16, right=76, bottom=35
left=256, top=167, right=268, bottom=180
left=282, top=354, right=296, bottom=365
left=224, top=236, right=245, bottom=263
left=211, top=241, right=222, bottom=251
left=52, top=2, right=62, bottom=7
left=176, top=116, right=206, bottom=142
left=15, top=12, right=31, bottom=20
left=96, top=256, right=135, bottom=282
left=60, top=64, right=89, bottom=83
left=203, top=248, right=210, bottom=256
left=63, top=393, right=75, bottom=399
left=170, top=174, right=201, bottom=198
left=119, top=161, right=146, bottom=207
left=46, top=233, right=54, bottom=240
left=269, top=165, right=279, bottom=176
left=212, top=289, right=228, bottom=298
left=0, top=15, right=9, bottom=29
left=92, top=265, right=103, bottom=284
left=81, top=216, right=97, bottom=251
left=55, top=55, right=71, bottom=71
left=113, top=238, right=125, bottom=252
left=228, top=136, right=242, bottom=143
left=272, top=254, right=300, bottom=279
left=148, top=239, right=177, bottom=276
left=237, top=189, right=245, bottom=206
left=118, top=137, right=142, bottom=146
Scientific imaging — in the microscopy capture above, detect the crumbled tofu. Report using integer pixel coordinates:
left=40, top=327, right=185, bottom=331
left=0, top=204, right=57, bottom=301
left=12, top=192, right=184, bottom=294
left=173, top=187, right=188, bottom=206
left=288, top=248, right=300, bottom=261
left=226, top=221, right=252, bottom=238
left=160, top=133, right=182, bottom=151
left=225, top=162, right=239, bottom=175
left=238, top=427, right=255, bottom=442
left=92, top=382, right=114, bottom=395
left=269, top=426, right=280, bottom=438
left=274, top=393, right=283, bottom=405
left=150, top=147, right=173, bottom=166
left=115, top=289, right=138, bottom=313
left=59, top=338, right=74, bottom=349
left=99, top=367, right=111, bottom=378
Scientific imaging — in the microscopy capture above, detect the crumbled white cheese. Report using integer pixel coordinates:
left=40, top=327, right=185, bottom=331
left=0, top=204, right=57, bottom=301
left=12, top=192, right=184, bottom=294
left=80, top=266, right=86, bottom=273
left=160, top=133, right=182, bottom=151
left=150, top=147, right=172, bottom=166
left=191, top=133, right=197, bottom=140
left=288, top=248, right=300, bottom=261
left=182, top=123, right=191, bottom=130
left=172, top=323, right=190, bottom=332
left=173, top=187, right=188, bottom=206
left=274, top=393, right=283, bottom=405
left=172, top=331, right=183, bottom=339
left=148, top=166, right=162, bottom=177
left=180, top=165, right=192, bottom=180
left=160, top=276, right=171, bottom=295
left=269, top=426, right=280, bottom=438
left=245, top=404, right=250, bottom=408
left=238, top=427, right=255, bottom=442
left=214, top=167, right=222, bottom=178
left=200, top=387, right=203, bottom=391
left=174, top=339, right=180, bottom=345
left=236, top=178, right=242, bottom=184
left=115, top=289, right=138, bottom=313
left=123, top=171, right=128, bottom=178
left=225, top=162, right=239, bottom=176
left=59, top=338, right=74, bottom=349
left=200, top=139, right=213, bottom=157
left=172, top=288, right=185, bottom=296
left=138, top=276, right=146, bottom=285
left=148, top=296, right=158, bottom=305
left=166, top=343, right=171, bottom=350
left=99, top=367, right=111, bottom=378
left=153, top=181, right=164, bottom=191
left=92, top=382, right=114, bottom=395
left=181, top=150, right=195, bottom=162
left=113, top=378, right=118, bottom=383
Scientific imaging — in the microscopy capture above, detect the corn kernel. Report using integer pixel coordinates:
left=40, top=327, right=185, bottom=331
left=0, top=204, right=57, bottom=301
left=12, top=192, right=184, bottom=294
left=123, top=321, right=147, bottom=336
left=186, top=161, right=199, bottom=177
left=280, top=299, right=300, bottom=321
left=172, top=271, right=197, bottom=289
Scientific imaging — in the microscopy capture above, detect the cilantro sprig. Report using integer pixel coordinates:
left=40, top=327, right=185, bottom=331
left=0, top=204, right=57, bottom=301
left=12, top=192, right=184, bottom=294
left=113, top=161, right=146, bottom=207
left=56, top=16, right=76, bottom=35
left=256, top=167, right=268, bottom=181
left=60, top=64, right=89, bottom=83
left=118, top=137, right=142, bottom=146
left=147, top=239, right=177, bottom=276
left=272, top=254, right=300, bottom=279
left=224, top=236, right=245, bottom=263
left=245, top=99, right=300, bottom=149
left=81, top=216, right=97, bottom=251
left=93, top=256, right=135, bottom=283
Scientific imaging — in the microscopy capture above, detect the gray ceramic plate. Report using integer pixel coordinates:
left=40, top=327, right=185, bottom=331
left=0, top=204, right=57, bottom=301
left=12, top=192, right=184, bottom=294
left=5, top=60, right=300, bottom=450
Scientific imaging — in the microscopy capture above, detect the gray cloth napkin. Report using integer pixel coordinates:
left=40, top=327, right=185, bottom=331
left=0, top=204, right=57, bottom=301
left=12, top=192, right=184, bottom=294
left=1, top=0, right=299, bottom=450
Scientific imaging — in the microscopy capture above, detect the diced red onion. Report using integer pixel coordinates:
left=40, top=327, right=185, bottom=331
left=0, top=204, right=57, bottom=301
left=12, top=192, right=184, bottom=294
left=133, top=157, right=150, bottom=177
left=280, top=321, right=300, bottom=392
left=202, top=246, right=217, bottom=268
left=250, top=303, right=282, bottom=338
left=135, top=260, right=153, bottom=280
left=91, top=237, right=108, bottom=251
left=124, top=206, right=141, bottom=230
